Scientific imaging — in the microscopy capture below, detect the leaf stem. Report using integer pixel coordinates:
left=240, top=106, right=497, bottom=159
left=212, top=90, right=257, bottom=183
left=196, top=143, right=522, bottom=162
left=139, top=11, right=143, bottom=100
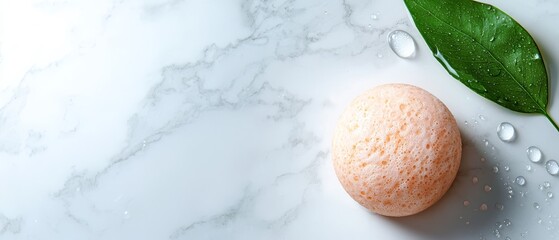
left=544, top=112, right=559, bottom=133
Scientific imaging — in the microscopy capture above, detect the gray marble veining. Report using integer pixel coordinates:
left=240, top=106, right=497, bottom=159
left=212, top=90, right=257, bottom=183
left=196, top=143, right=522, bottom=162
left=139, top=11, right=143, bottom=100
left=1, top=0, right=559, bottom=239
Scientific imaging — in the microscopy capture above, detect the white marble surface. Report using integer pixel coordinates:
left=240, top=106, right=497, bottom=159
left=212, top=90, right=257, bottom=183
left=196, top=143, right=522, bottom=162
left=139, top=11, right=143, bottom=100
left=1, top=0, right=559, bottom=239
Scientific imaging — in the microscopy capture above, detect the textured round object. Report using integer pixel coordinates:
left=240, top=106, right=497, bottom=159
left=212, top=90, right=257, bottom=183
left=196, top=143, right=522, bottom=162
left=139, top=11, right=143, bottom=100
left=332, top=83, right=461, bottom=217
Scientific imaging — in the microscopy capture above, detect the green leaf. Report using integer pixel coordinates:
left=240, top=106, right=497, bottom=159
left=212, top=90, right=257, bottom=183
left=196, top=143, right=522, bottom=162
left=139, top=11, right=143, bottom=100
left=404, top=0, right=559, bottom=132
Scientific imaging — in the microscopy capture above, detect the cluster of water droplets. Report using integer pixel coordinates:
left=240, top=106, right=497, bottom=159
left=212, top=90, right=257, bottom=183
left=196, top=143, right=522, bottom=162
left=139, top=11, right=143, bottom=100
left=495, top=122, right=558, bottom=177
left=459, top=118, right=558, bottom=238
left=382, top=22, right=558, bottom=236
left=523, top=144, right=559, bottom=176
left=368, top=13, right=380, bottom=30
left=492, top=218, right=513, bottom=239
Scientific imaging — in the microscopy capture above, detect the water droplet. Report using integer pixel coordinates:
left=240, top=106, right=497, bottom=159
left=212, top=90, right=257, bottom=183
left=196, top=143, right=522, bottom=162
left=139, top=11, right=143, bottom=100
left=534, top=202, right=541, bottom=210
left=494, top=229, right=501, bottom=238
left=368, top=24, right=372, bottom=28
left=505, top=237, right=511, bottom=240
left=464, top=200, right=470, bottom=206
left=495, top=203, right=504, bottom=211
left=472, top=176, right=479, bottom=184
left=527, top=146, right=542, bottom=163
left=504, top=219, right=512, bottom=227
left=465, top=221, right=470, bottom=225
left=484, top=185, right=492, bottom=192
left=504, top=166, right=510, bottom=171
left=495, top=221, right=503, bottom=229
left=371, top=14, right=378, bottom=20
left=479, top=115, right=486, bottom=121
left=387, top=30, right=416, bottom=58
left=538, top=218, right=543, bottom=224
left=377, top=53, right=383, bottom=58
left=324, top=10, right=328, bottom=15
left=534, top=53, right=540, bottom=59
left=515, top=176, right=526, bottom=186
left=492, top=166, right=499, bottom=173
left=480, top=203, right=488, bottom=211
left=548, top=192, right=553, bottom=198
left=544, top=181, right=551, bottom=188
left=489, top=36, right=495, bottom=42
left=526, top=165, right=532, bottom=172
left=506, top=186, right=514, bottom=198
left=546, top=160, right=559, bottom=175
left=521, top=231, right=528, bottom=238
left=497, top=122, right=516, bottom=142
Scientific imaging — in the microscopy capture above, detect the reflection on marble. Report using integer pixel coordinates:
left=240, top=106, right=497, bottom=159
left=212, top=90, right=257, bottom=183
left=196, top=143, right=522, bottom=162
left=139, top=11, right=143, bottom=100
left=1, top=0, right=559, bottom=239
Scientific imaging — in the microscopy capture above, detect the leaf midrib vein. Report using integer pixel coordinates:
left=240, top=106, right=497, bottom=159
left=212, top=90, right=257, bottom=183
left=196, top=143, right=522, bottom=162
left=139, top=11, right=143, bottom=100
left=412, top=1, right=546, bottom=113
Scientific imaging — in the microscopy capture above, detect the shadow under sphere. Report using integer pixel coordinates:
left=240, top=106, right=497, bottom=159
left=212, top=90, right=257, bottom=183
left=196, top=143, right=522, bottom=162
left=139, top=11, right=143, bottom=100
left=379, top=134, right=508, bottom=239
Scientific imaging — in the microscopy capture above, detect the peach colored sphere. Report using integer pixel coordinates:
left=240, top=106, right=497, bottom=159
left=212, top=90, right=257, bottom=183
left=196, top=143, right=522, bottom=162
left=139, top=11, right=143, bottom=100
left=332, top=84, right=462, bottom=217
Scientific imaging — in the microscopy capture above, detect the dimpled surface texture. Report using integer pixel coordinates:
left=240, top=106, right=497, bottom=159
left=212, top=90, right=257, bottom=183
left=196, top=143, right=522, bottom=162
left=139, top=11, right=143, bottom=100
left=332, top=84, right=462, bottom=217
